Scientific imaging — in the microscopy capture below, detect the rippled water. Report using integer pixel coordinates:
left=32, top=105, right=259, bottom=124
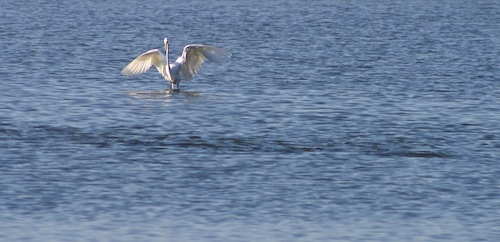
left=1, top=0, right=500, bottom=241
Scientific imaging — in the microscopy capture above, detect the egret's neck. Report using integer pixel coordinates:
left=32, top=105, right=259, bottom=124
left=165, top=44, right=169, bottom=64
left=164, top=43, right=172, bottom=79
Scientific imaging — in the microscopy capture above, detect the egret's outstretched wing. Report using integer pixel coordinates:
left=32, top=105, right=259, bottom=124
left=121, top=49, right=167, bottom=77
left=178, top=45, right=231, bottom=81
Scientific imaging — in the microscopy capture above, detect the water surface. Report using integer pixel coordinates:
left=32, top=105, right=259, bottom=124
left=1, top=0, right=499, bottom=241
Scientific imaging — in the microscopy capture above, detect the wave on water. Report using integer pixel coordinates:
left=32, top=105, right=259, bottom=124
left=2, top=123, right=453, bottom=160
left=129, top=90, right=201, bottom=99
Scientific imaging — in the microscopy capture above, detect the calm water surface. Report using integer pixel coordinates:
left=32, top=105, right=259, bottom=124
left=1, top=0, right=500, bottom=241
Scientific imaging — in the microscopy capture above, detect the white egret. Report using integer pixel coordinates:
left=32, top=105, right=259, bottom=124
left=121, top=37, right=231, bottom=90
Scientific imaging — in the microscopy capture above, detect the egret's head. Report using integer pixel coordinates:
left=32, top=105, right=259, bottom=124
left=163, top=37, right=168, bottom=45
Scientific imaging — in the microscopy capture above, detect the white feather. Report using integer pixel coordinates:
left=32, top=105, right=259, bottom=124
left=121, top=37, right=230, bottom=90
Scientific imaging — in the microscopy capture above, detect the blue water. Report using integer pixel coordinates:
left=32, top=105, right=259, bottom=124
left=1, top=0, right=500, bottom=241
